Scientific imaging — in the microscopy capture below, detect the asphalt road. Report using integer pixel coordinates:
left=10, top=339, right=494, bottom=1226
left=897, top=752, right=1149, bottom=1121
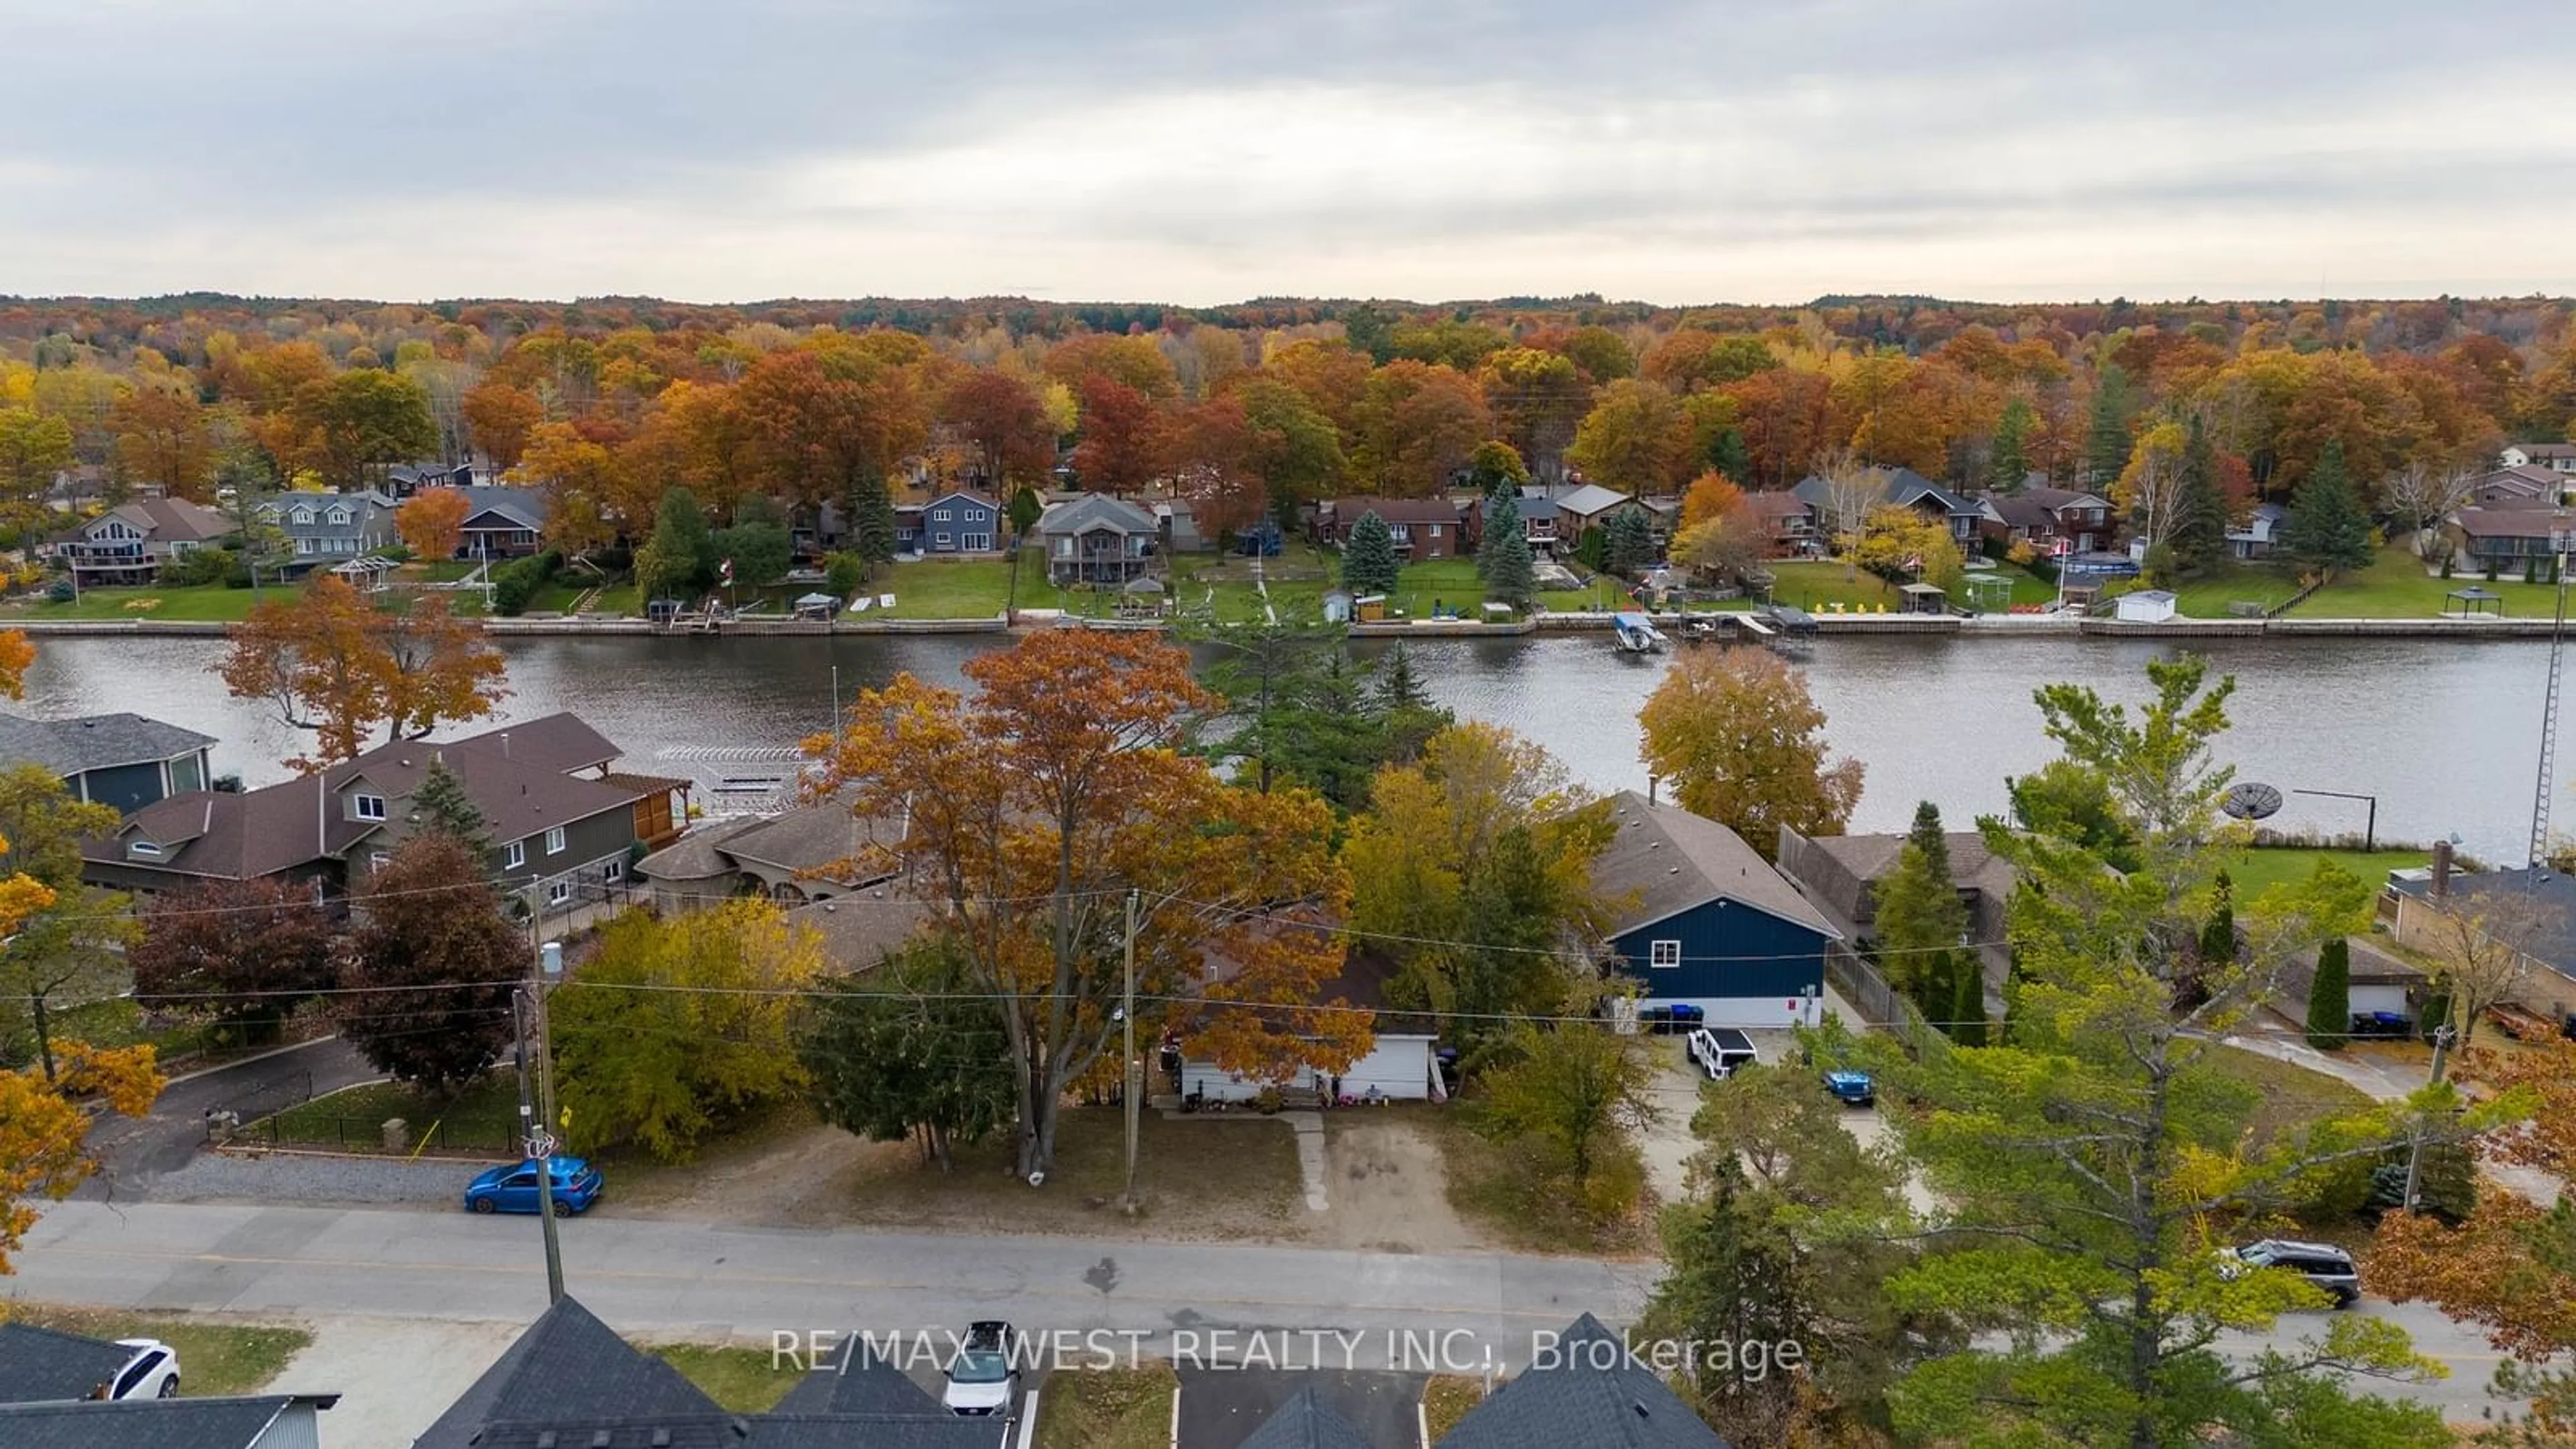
left=75, top=1036, right=375, bottom=1197
left=9, top=1199, right=2523, bottom=1423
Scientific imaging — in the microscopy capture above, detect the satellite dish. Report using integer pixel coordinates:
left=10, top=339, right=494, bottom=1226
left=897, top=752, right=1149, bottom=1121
left=2222, top=782, right=2283, bottom=820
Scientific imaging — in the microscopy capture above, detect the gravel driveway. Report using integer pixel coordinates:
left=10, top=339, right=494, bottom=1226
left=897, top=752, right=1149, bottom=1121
left=147, top=1150, right=493, bottom=1209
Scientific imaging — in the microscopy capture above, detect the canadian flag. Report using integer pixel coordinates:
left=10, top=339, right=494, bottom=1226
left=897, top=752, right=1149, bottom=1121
left=718, top=558, right=735, bottom=585
left=1904, top=554, right=1923, bottom=572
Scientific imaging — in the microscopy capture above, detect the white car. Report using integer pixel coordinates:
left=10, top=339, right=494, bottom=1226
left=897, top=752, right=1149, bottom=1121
left=111, top=1338, right=182, bottom=1399
left=940, top=1320, right=1020, bottom=1417
left=1684, top=1027, right=1759, bottom=1081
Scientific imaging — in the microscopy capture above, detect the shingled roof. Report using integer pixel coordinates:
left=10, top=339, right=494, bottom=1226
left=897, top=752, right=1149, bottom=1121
left=0, top=713, right=213, bottom=778
left=0, top=1396, right=331, bottom=1449
left=771, top=1339, right=946, bottom=1416
left=1592, top=792, right=1838, bottom=941
left=411, top=1297, right=720, bottom=1449
left=1438, top=1314, right=1731, bottom=1449
left=1238, top=1384, right=1379, bottom=1449
left=0, top=1322, right=134, bottom=1404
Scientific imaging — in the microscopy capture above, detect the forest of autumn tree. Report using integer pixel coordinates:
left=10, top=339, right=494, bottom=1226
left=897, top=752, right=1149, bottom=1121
left=4, top=291, right=2573, bottom=563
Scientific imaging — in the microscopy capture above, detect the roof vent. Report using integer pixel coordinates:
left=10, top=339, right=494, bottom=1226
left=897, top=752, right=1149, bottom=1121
left=1668, top=866, right=1681, bottom=875
left=591, top=1433, right=612, bottom=1449
left=1633, top=1398, right=1652, bottom=1418
left=651, top=1432, right=672, bottom=1448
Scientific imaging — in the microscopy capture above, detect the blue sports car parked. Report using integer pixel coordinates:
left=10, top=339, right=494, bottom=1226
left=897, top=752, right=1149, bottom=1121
left=1822, top=1069, right=1876, bottom=1107
left=464, top=1157, right=603, bottom=1217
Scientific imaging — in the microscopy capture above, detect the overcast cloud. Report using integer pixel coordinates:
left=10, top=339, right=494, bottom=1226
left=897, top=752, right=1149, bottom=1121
left=5, top=0, right=2572, bottom=305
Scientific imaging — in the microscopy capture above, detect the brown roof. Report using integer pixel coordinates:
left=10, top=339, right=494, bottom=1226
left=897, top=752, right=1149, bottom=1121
left=2456, top=506, right=2575, bottom=540
left=636, top=815, right=765, bottom=882
left=66, top=497, right=235, bottom=546
left=1324, top=498, right=1464, bottom=527
left=1743, top=490, right=1811, bottom=521
left=786, top=894, right=933, bottom=971
left=720, top=801, right=902, bottom=879
left=1592, top=792, right=1838, bottom=938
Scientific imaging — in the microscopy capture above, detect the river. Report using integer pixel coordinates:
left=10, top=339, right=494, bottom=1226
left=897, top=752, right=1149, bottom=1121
left=13, top=633, right=2553, bottom=865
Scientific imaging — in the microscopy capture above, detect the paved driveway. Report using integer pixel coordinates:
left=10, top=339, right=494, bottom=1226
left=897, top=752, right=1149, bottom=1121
left=1177, top=1366, right=1426, bottom=1449
left=76, top=1036, right=375, bottom=1199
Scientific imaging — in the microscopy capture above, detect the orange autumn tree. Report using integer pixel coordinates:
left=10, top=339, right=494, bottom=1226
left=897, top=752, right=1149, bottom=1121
left=220, top=576, right=508, bottom=770
left=1, top=632, right=162, bottom=1275
left=396, top=486, right=473, bottom=561
left=2370, top=1040, right=2576, bottom=1433
left=806, top=630, right=1358, bottom=1179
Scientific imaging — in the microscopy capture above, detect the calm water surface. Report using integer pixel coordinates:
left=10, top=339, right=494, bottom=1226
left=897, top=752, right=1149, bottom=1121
left=15, top=632, right=2553, bottom=865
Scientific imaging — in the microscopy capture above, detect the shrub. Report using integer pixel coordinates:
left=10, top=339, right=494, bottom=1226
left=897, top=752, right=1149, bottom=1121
left=824, top=551, right=865, bottom=598
left=46, top=578, right=74, bottom=602
left=490, top=549, right=562, bottom=616
left=376, top=543, right=415, bottom=564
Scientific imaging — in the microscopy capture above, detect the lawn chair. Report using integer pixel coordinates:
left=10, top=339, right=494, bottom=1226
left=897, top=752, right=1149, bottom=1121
left=878, top=593, right=896, bottom=608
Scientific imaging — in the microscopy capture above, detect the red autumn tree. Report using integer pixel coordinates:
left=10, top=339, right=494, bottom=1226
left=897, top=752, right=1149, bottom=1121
left=805, top=630, right=1358, bottom=1179
left=131, top=876, right=341, bottom=1044
left=1069, top=374, right=1169, bottom=496
left=944, top=369, right=1059, bottom=490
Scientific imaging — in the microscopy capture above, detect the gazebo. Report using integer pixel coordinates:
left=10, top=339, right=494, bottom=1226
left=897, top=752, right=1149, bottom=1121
left=328, top=555, right=398, bottom=592
left=1897, top=582, right=1949, bottom=615
left=792, top=592, right=839, bottom=619
left=1962, top=571, right=2015, bottom=614
left=2445, top=586, right=2504, bottom=619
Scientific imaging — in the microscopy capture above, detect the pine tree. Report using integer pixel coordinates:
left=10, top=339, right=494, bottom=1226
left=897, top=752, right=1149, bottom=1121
left=2281, top=441, right=2373, bottom=572
left=2167, top=416, right=2230, bottom=576
left=2306, top=936, right=2351, bottom=1051
left=636, top=487, right=714, bottom=602
left=411, top=756, right=490, bottom=857
left=1948, top=950, right=1990, bottom=1047
left=1872, top=801, right=1970, bottom=1028
left=1477, top=487, right=1523, bottom=582
left=1483, top=515, right=1538, bottom=610
left=1988, top=398, right=2035, bottom=493
left=1007, top=486, right=1043, bottom=539
left=1709, top=427, right=1752, bottom=488
left=850, top=478, right=899, bottom=565
left=1342, top=509, right=1401, bottom=596
left=2198, top=869, right=2236, bottom=967
left=1605, top=508, right=1657, bottom=576
left=2082, top=364, right=2134, bottom=492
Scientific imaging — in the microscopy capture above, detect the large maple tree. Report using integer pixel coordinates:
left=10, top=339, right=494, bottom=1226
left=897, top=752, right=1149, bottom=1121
left=219, top=576, right=508, bottom=770
left=806, top=630, right=1359, bottom=1179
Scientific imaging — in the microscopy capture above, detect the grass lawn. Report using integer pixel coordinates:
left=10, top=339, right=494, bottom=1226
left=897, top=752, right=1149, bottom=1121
left=591, top=580, right=641, bottom=616
left=1750, top=561, right=1904, bottom=614
left=2289, top=545, right=2565, bottom=619
left=837, top=1108, right=1302, bottom=1234
left=258, top=1073, right=524, bottom=1155
left=42, top=996, right=225, bottom=1067
left=3, top=582, right=266, bottom=621
left=2204, top=1044, right=2375, bottom=1148
left=2166, top=561, right=2306, bottom=619
left=650, top=1343, right=802, bottom=1413
left=1422, top=1376, right=1485, bottom=1441
left=3, top=1305, right=311, bottom=1396
left=409, top=559, right=484, bottom=584
left=2227, top=846, right=2430, bottom=901
left=1034, top=1363, right=1178, bottom=1449
left=1366, top=557, right=1490, bottom=619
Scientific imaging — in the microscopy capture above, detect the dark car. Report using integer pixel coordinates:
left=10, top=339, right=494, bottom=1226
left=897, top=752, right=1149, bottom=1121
left=464, top=1157, right=603, bottom=1217
left=2224, top=1238, right=2360, bottom=1308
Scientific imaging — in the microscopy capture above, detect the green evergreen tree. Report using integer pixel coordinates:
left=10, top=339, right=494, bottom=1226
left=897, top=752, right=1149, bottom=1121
left=1574, top=524, right=1608, bottom=571
left=1709, top=427, right=1752, bottom=487
left=1605, top=508, right=1657, bottom=576
left=1477, top=486, right=1523, bottom=582
left=2167, top=415, right=2231, bottom=576
left=850, top=478, right=900, bottom=564
left=1370, top=643, right=1452, bottom=765
left=411, top=756, right=490, bottom=857
left=1483, top=514, right=1538, bottom=610
left=1342, top=509, right=1401, bottom=596
left=2082, top=364, right=2135, bottom=492
left=2281, top=441, right=2374, bottom=572
left=2306, top=935, right=2351, bottom=1051
left=1872, top=801, right=1970, bottom=1028
left=635, top=487, right=714, bottom=602
left=1988, top=397, right=2036, bottom=493
left=2199, top=869, right=2237, bottom=967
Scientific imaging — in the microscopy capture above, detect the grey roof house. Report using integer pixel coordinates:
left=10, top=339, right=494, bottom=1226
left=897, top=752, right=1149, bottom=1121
left=2227, top=501, right=2289, bottom=560
left=1792, top=466, right=1982, bottom=543
left=1036, top=494, right=1160, bottom=585
left=54, top=498, right=235, bottom=586
left=0, top=1321, right=141, bottom=1403
left=636, top=798, right=903, bottom=908
left=85, top=712, right=685, bottom=922
left=2386, top=857, right=2576, bottom=1026
left=450, top=486, right=550, bottom=559
left=1435, top=1313, right=1731, bottom=1448
left=1776, top=824, right=2017, bottom=1002
left=0, top=1395, right=341, bottom=1449
left=262, top=489, right=396, bottom=571
left=1591, top=792, right=1840, bottom=1028
left=0, top=711, right=216, bottom=812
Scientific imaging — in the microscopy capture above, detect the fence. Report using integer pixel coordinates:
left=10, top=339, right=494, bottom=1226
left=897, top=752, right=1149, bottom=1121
left=202, top=1069, right=313, bottom=1141
left=1823, top=941, right=1949, bottom=1063
left=223, top=1112, right=521, bottom=1157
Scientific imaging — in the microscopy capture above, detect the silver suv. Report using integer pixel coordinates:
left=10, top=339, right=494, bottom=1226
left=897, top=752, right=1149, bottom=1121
left=2228, top=1239, right=2360, bottom=1308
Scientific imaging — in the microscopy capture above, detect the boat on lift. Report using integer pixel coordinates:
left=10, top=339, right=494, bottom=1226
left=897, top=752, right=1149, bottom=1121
left=1610, top=612, right=1668, bottom=653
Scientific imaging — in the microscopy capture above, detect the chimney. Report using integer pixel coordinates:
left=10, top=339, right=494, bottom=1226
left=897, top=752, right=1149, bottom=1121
left=1648, top=775, right=1660, bottom=806
left=500, top=731, right=511, bottom=759
left=2431, top=839, right=2453, bottom=899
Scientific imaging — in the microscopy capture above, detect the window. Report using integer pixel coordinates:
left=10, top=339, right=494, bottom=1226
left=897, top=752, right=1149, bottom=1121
left=368, top=852, right=388, bottom=871
left=352, top=794, right=386, bottom=820
left=327, top=507, right=350, bottom=525
left=933, top=507, right=953, bottom=521
left=934, top=532, right=952, bottom=548
left=1055, top=537, right=1073, bottom=557
left=295, top=537, right=315, bottom=555
left=1649, top=940, right=1682, bottom=969
left=504, top=840, right=526, bottom=870
left=127, top=840, right=162, bottom=859
left=603, top=858, right=624, bottom=883
left=291, top=506, right=314, bottom=525
left=963, top=533, right=991, bottom=551
left=545, top=826, right=566, bottom=855
left=546, top=879, right=573, bottom=906
left=1428, top=523, right=1442, bottom=538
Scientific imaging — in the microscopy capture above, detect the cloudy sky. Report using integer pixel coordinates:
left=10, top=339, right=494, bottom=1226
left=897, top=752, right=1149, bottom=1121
left=9, top=1, right=2573, bottom=306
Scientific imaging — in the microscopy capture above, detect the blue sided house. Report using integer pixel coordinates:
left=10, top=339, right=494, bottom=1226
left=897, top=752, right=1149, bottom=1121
left=1592, top=790, right=1839, bottom=1027
left=912, top=490, right=1002, bottom=555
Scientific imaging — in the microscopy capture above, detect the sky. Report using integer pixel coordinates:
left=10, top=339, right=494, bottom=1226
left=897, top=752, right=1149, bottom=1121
left=8, top=0, right=2575, bottom=307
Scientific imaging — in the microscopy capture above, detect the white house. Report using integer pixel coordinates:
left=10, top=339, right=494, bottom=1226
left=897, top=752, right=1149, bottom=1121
left=2114, top=589, right=2179, bottom=623
left=2500, top=443, right=2576, bottom=475
left=2227, top=502, right=2289, bottom=560
left=1178, top=949, right=1442, bottom=1104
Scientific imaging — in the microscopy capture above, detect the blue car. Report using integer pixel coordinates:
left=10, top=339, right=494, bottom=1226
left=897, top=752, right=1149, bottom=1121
left=464, top=1157, right=602, bottom=1217
left=1822, top=1069, right=1876, bottom=1108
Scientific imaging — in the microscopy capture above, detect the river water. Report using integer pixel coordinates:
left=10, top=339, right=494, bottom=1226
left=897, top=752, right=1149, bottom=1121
left=13, top=633, right=2553, bottom=865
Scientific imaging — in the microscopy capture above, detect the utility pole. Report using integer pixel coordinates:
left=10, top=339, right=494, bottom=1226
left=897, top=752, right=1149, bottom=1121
left=1120, top=888, right=1140, bottom=1215
left=513, top=927, right=567, bottom=1302
left=2401, top=1020, right=2459, bottom=1213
